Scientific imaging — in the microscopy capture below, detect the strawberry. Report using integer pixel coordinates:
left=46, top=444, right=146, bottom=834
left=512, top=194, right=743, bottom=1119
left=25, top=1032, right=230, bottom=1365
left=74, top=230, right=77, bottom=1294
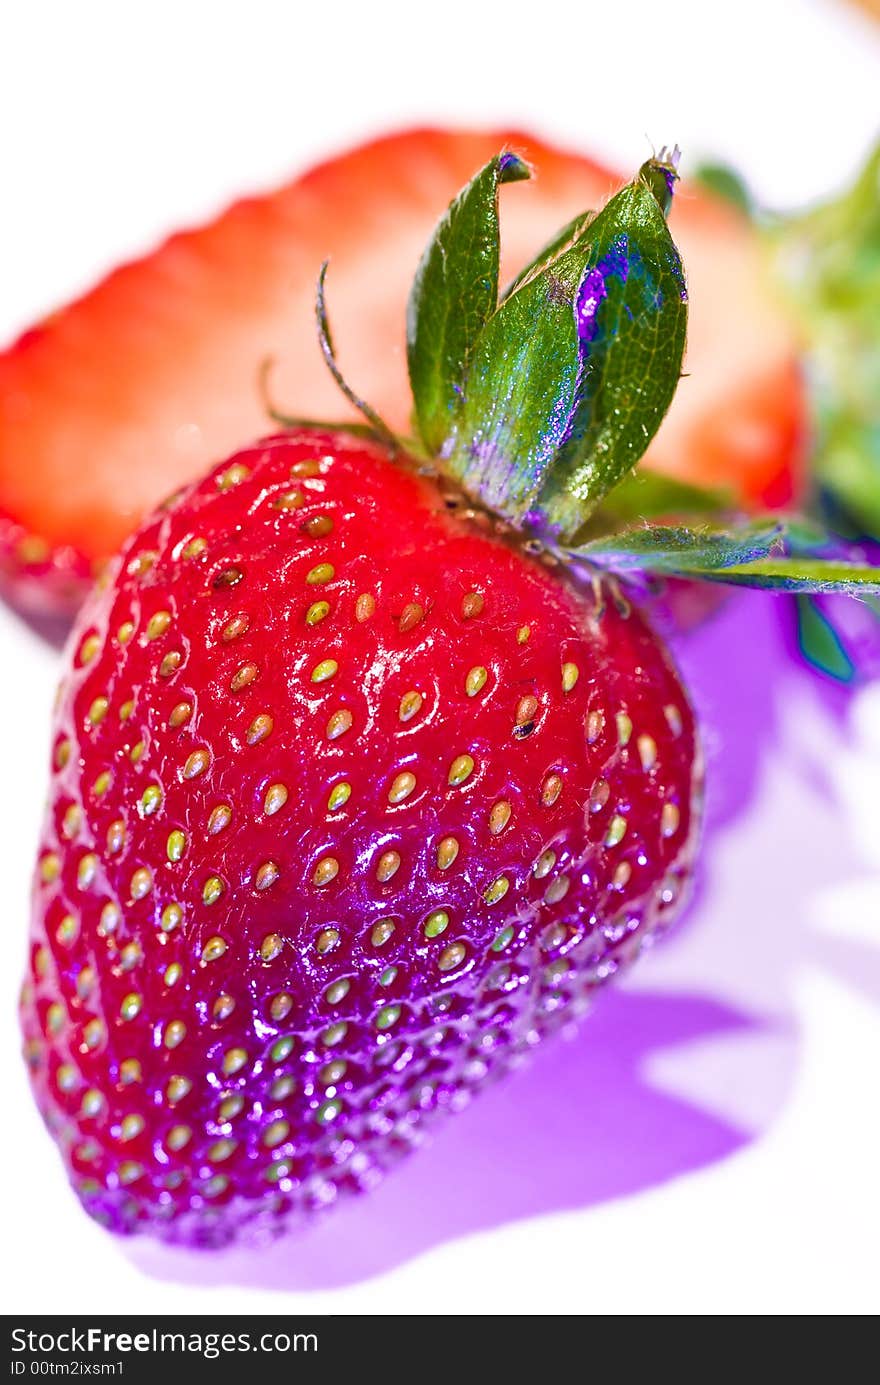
left=19, top=150, right=878, bottom=1245
left=0, top=127, right=806, bottom=623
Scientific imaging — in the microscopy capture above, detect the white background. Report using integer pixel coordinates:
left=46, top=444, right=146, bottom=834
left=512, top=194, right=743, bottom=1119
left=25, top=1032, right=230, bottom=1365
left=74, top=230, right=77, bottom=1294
left=1, top=0, right=878, bottom=1316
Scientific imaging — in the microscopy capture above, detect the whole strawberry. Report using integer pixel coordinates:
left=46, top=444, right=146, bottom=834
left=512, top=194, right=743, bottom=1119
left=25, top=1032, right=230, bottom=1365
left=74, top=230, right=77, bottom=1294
left=20, top=149, right=878, bottom=1245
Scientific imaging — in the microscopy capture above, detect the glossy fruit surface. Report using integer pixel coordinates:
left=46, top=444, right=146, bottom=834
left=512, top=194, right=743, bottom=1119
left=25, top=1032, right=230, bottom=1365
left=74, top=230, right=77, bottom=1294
left=0, top=127, right=805, bottom=619
left=20, top=429, right=700, bottom=1244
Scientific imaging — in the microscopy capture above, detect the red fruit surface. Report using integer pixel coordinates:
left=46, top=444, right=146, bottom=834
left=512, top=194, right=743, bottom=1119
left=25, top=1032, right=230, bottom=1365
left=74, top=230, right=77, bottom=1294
left=20, top=430, right=700, bottom=1245
left=0, top=127, right=806, bottom=620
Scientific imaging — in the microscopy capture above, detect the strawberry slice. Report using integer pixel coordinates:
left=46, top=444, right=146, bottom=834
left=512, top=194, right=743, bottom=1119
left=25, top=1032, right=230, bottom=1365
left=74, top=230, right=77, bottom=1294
left=0, top=127, right=807, bottom=620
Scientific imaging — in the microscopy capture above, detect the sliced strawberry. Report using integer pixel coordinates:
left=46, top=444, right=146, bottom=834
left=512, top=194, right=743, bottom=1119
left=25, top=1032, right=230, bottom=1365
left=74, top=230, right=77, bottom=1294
left=0, top=127, right=807, bottom=619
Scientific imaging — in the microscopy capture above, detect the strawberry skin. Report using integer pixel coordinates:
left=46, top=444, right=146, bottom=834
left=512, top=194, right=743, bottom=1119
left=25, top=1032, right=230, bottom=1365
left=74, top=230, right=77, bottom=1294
left=0, top=127, right=806, bottom=621
left=20, top=429, right=700, bottom=1245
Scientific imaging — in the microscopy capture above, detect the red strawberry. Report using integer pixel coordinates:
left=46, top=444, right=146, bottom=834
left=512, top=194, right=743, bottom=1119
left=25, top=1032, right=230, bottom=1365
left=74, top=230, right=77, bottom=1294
left=0, top=127, right=806, bottom=622
left=21, top=149, right=870, bottom=1247
left=20, top=428, right=699, bottom=1244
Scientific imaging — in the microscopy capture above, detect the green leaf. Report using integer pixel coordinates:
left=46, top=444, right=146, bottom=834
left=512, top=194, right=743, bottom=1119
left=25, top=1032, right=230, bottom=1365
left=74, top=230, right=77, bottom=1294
left=769, top=139, right=880, bottom=538
left=444, top=157, right=687, bottom=533
left=406, top=151, right=531, bottom=456
left=796, top=596, right=855, bottom=682
left=693, top=161, right=754, bottom=216
left=591, top=469, right=734, bottom=529
left=570, top=518, right=880, bottom=595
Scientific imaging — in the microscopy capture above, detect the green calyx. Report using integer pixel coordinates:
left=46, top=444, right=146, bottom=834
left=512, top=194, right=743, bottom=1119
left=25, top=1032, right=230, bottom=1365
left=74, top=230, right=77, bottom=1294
left=311, top=144, right=880, bottom=601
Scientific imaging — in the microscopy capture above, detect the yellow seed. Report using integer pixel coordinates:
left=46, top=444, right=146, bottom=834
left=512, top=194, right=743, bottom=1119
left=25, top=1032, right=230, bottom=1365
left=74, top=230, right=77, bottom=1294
left=217, top=1094, right=244, bottom=1121
left=83, top=1019, right=105, bottom=1049
left=246, top=713, right=274, bottom=745
left=165, top=1075, right=191, bottom=1104
left=388, top=770, right=416, bottom=804
left=533, top=849, right=556, bottom=879
left=616, top=711, right=633, bottom=747
left=516, top=694, right=538, bottom=726
left=461, top=591, right=484, bottom=619
left=483, top=876, right=510, bottom=905
left=274, top=488, right=304, bottom=510
left=355, top=593, right=376, bottom=622
left=541, top=773, right=563, bottom=807
left=76, top=854, right=97, bottom=890
left=56, top=1064, right=79, bottom=1093
left=129, top=867, right=152, bottom=900
left=128, top=740, right=145, bottom=763
left=230, top=662, right=259, bottom=692
left=270, top=992, right=295, bottom=1019
left=398, top=602, right=424, bottom=633
left=327, top=781, right=351, bottom=811
left=56, top=914, right=78, bottom=946
left=118, top=1161, right=143, bottom=1186
left=168, top=701, right=192, bottom=728
left=260, top=932, right=283, bottom=961
left=516, top=625, right=531, bottom=645
left=54, top=737, right=72, bottom=770
left=181, top=536, right=207, bottom=560
left=262, top=1120, right=290, bottom=1149
left=79, top=633, right=101, bottom=665
left=304, top=514, right=334, bottom=538
left=223, top=1047, right=248, bottom=1076
left=61, top=804, right=82, bottom=839
left=166, top=1125, right=192, bottom=1152
left=371, top=919, right=395, bottom=947
left=438, top=942, right=466, bottom=972
left=119, top=992, right=142, bottom=1022
left=202, top=936, right=227, bottom=963
left=88, top=696, right=109, bottom=726
left=306, top=600, right=330, bottom=625
left=326, top=708, right=353, bottom=740
left=375, top=850, right=401, bottom=882
left=116, top=620, right=134, bottom=645
left=222, top=613, right=250, bottom=642
left=166, top=829, right=187, bottom=862
left=613, top=861, right=632, bottom=889
left=489, top=800, right=511, bottom=835
left=40, top=852, right=61, bottom=884
left=164, top=1020, right=186, bottom=1049
left=399, top=690, right=423, bottom=722
left=448, top=753, right=474, bottom=786
left=319, top=1060, right=347, bottom=1086
left=207, top=803, right=232, bottom=835
left=436, top=836, right=460, bottom=870
left=661, top=802, right=680, bottom=838
left=139, top=784, right=162, bottom=817
left=92, top=767, right=114, bottom=799
left=99, top=901, right=120, bottom=936
left=544, top=874, right=571, bottom=905
left=161, top=902, right=183, bottom=933
left=306, top=562, right=335, bottom=586
left=589, top=777, right=610, bottom=813
left=146, top=610, right=171, bottom=640
left=119, top=941, right=142, bottom=971
left=213, top=994, right=236, bottom=1021
left=321, top=1022, right=348, bottom=1047
left=424, top=910, right=449, bottom=939
left=119, top=1113, right=144, bottom=1142
left=606, top=814, right=628, bottom=847
left=665, top=704, right=683, bottom=737
left=562, top=662, right=580, bottom=692
left=586, top=709, right=605, bottom=744
left=638, top=734, right=658, bottom=772
left=118, top=698, right=135, bottom=722
left=217, top=462, right=250, bottom=490
left=164, top=963, right=182, bottom=987
left=120, top=1059, right=142, bottom=1085
left=202, top=876, right=225, bottom=905
left=290, top=458, right=321, bottom=477
left=159, top=651, right=181, bottom=678
left=311, top=658, right=338, bottom=683
left=313, top=857, right=339, bottom=887
left=263, top=784, right=288, bottom=816
left=324, top=977, right=350, bottom=1005
left=183, top=748, right=210, bottom=779
left=315, top=930, right=339, bottom=956
left=465, top=666, right=488, bottom=697
left=255, top=862, right=280, bottom=892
